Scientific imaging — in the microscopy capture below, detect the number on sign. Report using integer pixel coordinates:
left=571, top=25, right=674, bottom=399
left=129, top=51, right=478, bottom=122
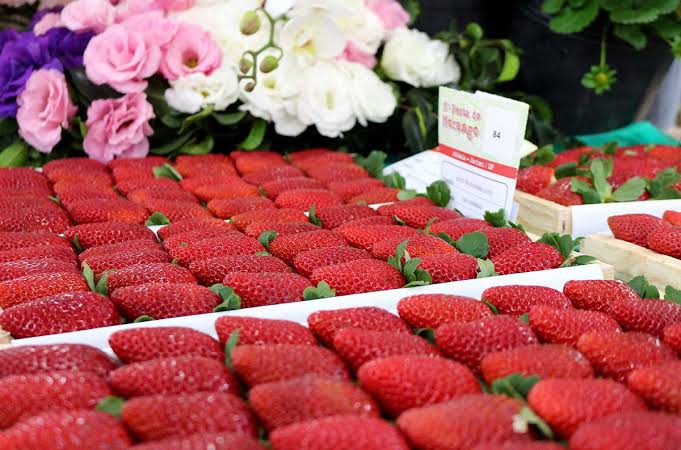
left=493, top=131, right=501, bottom=139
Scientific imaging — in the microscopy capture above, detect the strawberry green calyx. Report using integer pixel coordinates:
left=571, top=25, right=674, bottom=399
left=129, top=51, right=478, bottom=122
left=538, top=232, right=584, bottom=262
left=355, top=150, right=387, bottom=179
left=134, top=315, right=154, bottom=323
left=491, top=373, right=553, bottom=438
left=518, top=313, right=529, bottom=324
left=153, top=163, right=182, bottom=181
left=96, top=396, right=125, bottom=418
left=426, top=180, right=451, bottom=207
left=518, top=406, right=554, bottom=439
left=49, top=195, right=60, bottom=204
left=383, top=171, right=406, bottom=189
left=439, top=231, right=489, bottom=258
left=414, top=327, right=435, bottom=343
left=571, top=158, right=647, bottom=203
left=483, top=209, right=526, bottom=231
left=396, top=189, right=418, bottom=201
left=308, top=205, right=322, bottom=227
left=482, top=299, right=499, bottom=314
left=211, top=284, right=241, bottom=311
left=95, top=271, right=110, bottom=296
left=145, top=212, right=171, bottom=227
left=73, top=234, right=82, bottom=253
left=519, top=144, right=555, bottom=169
left=647, top=168, right=681, bottom=200
left=665, top=286, right=681, bottom=305
left=303, top=281, right=336, bottom=301
left=82, top=262, right=106, bottom=293
left=258, top=231, right=278, bottom=252
left=224, top=330, right=239, bottom=369
left=388, top=239, right=432, bottom=288
left=627, top=276, right=661, bottom=299
left=476, top=258, right=498, bottom=278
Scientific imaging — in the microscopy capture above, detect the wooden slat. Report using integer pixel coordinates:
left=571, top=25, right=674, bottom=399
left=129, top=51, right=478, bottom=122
left=514, top=191, right=572, bottom=236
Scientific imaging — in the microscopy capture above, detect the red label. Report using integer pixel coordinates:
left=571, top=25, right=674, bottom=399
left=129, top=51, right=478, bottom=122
left=435, top=145, right=519, bottom=179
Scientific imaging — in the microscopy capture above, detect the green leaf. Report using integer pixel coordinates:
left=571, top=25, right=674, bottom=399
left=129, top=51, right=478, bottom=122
left=179, top=104, right=214, bottom=135
left=628, top=276, right=661, bottom=299
left=563, top=254, right=597, bottom=267
left=82, top=262, right=96, bottom=292
left=519, top=406, right=554, bottom=439
left=150, top=132, right=194, bottom=155
left=134, top=315, right=155, bottom=323
left=437, top=232, right=456, bottom=246
left=153, top=163, right=182, bottom=181
left=414, top=327, right=435, bottom=344
left=555, top=162, right=577, bottom=178
left=498, top=50, right=520, bottom=82
left=612, top=177, right=647, bottom=202
left=308, top=205, right=321, bottom=227
left=653, top=13, right=681, bottom=40
left=0, top=118, right=18, bottom=136
left=180, top=134, right=213, bottom=155
left=239, top=118, right=267, bottom=150
left=95, top=271, right=109, bottom=296
left=613, top=24, right=647, bottom=50
left=0, top=141, right=28, bottom=167
left=571, top=178, right=601, bottom=204
left=426, top=180, right=451, bottom=207
left=402, top=257, right=432, bottom=287
left=355, top=150, right=387, bottom=179
left=647, top=168, right=681, bottom=199
left=491, top=373, right=540, bottom=400
left=72, top=234, right=82, bottom=253
left=96, top=396, right=125, bottom=418
left=608, top=0, right=679, bottom=24
left=258, top=231, right=278, bottom=251
left=455, top=232, right=489, bottom=258
left=224, top=330, right=239, bottom=369
left=548, top=0, right=599, bottom=33
left=303, top=281, right=336, bottom=300
left=538, top=233, right=582, bottom=261
left=383, top=172, right=406, bottom=189
left=542, top=0, right=566, bottom=14
left=590, top=159, right=613, bottom=201
left=482, top=299, right=499, bottom=314
left=476, top=258, right=498, bottom=278
left=213, top=110, right=247, bottom=126
left=145, top=212, right=171, bottom=226
left=399, top=0, right=420, bottom=24
left=211, top=284, right=241, bottom=311
left=388, top=239, right=409, bottom=271
left=664, top=285, right=681, bottom=305
left=397, top=189, right=418, bottom=201
left=465, top=22, right=484, bottom=40
left=160, top=113, right=183, bottom=128
left=403, top=109, right=426, bottom=153
left=518, top=313, right=529, bottom=324
left=483, top=209, right=507, bottom=228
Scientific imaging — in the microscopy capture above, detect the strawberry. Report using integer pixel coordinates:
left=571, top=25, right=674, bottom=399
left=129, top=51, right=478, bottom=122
left=0, top=167, right=50, bottom=185
left=481, top=285, right=571, bottom=316
left=370, top=234, right=456, bottom=260
left=308, top=307, right=411, bottom=346
left=0, top=344, right=115, bottom=379
left=569, top=411, right=681, bottom=450
left=491, top=242, right=562, bottom=275
left=0, top=272, right=89, bottom=309
left=663, top=322, right=681, bottom=353
left=327, top=178, right=385, bottom=201
left=288, top=148, right=336, bottom=162
left=336, top=225, right=417, bottom=251
left=304, top=163, right=367, bottom=182
left=517, top=166, right=554, bottom=194
left=231, top=208, right=309, bottom=231
left=577, top=331, right=677, bottom=381
left=215, top=316, right=316, bottom=346
left=430, top=218, right=492, bottom=240
left=0, top=258, right=78, bottom=282
left=110, top=282, right=221, bottom=321
left=376, top=197, right=434, bottom=216
left=176, top=162, right=239, bottom=180
left=646, top=144, right=681, bottom=161
left=275, top=189, right=344, bottom=210
left=647, top=223, right=681, bottom=258
left=0, top=207, right=71, bottom=233
left=121, top=392, right=257, bottom=441
left=78, top=239, right=161, bottom=264
left=311, top=259, right=405, bottom=296
left=109, top=327, right=223, bottom=363
left=535, top=177, right=585, bottom=206
left=129, top=433, right=263, bottom=450
left=609, top=296, right=681, bottom=336
left=0, top=231, right=69, bottom=251
left=479, top=227, right=532, bottom=258
left=332, top=328, right=440, bottom=371
left=663, top=210, right=681, bottom=226
left=175, top=154, right=233, bottom=168
left=65, top=198, right=148, bottom=224
left=190, top=255, right=290, bottom=285
left=271, top=415, right=409, bottom=450
left=397, top=394, right=531, bottom=449
left=143, top=200, right=212, bottom=222
left=0, top=196, right=60, bottom=210
left=82, top=248, right=169, bottom=276
left=472, top=444, right=564, bottom=450
left=268, top=230, right=348, bottom=264
left=262, top=177, right=325, bottom=199
left=293, top=152, right=354, bottom=169
left=64, top=222, right=156, bottom=250
left=105, top=263, right=197, bottom=292
left=293, top=247, right=371, bottom=278
left=0, top=291, right=120, bottom=338
left=157, top=218, right=235, bottom=241
left=43, top=157, right=107, bottom=177
left=111, top=167, right=155, bottom=181
left=0, top=371, right=112, bottom=428
left=0, top=244, right=76, bottom=264
left=115, top=177, right=179, bottom=196
left=231, top=344, right=350, bottom=387
left=250, top=376, right=380, bottom=430
left=358, top=355, right=480, bottom=416
left=397, top=294, right=493, bottom=329
left=417, top=253, right=479, bottom=283
left=56, top=188, right=118, bottom=207
left=194, top=183, right=260, bottom=202
left=222, top=272, right=311, bottom=308
left=608, top=214, right=663, bottom=247
left=435, top=315, right=538, bottom=371
left=179, top=176, right=242, bottom=194
left=0, top=410, right=132, bottom=450
left=349, top=187, right=399, bottom=204
left=334, top=215, right=393, bottom=230
left=242, top=165, right=303, bottom=185
left=391, top=204, right=461, bottom=229
left=527, top=378, right=646, bottom=438
left=244, top=221, right=319, bottom=238
left=480, top=344, right=594, bottom=384
left=109, top=356, right=238, bottom=397
left=207, top=197, right=275, bottom=219
left=528, top=305, right=621, bottom=346
left=128, top=187, right=197, bottom=204
left=234, top=154, right=287, bottom=175
left=627, top=361, right=681, bottom=413
left=563, top=280, right=639, bottom=313
left=168, top=235, right=264, bottom=265
left=162, top=228, right=237, bottom=253
left=313, top=204, right=377, bottom=229
left=547, top=147, right=594, bottom=168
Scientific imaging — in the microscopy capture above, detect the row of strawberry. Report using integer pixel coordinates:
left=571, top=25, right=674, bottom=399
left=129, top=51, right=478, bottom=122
left=609, top=211, right=681, bottom=259
left=0, top=278, right=680, bottom=449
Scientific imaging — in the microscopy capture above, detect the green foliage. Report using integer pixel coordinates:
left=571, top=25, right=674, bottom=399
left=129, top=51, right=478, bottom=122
left=647, top=168, right=681, bottom=199
left=476, top=258, right=498, bottom=278
left=538, top=232, right=583, bottom=261
left=628, top=276, right=661, bottom=299
left=308, top=205, right=322, bottom=227
left=258, top=231, right=278, bottom=252
left=570, top=159, right=646, bottom=203
left=96, top=396, right=125, bottom=418
left=520, top=145, right=556, bottom=169
left=355, top=150, right=387, bottom=178
left=145, top=212, right=171, bottom=227
left=303, top=281, right=336, bottom=300
left=224, top=330, right=240, bottom=369
left=426, top=180, right=451, bottom=207
left=388, top=240, right=432, bottom=287
left=454, top=232, right=490, bottom=259
left=211, top=284, right=242, bottom=311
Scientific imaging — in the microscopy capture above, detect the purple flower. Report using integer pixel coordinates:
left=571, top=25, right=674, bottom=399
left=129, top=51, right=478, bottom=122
left=0, top=29, right=18, bottom=54
left=29, top=7, right=62, bottom=31
left=46, top=28, right=95, bottom=69
left=0, top=33, right=61, bottom=118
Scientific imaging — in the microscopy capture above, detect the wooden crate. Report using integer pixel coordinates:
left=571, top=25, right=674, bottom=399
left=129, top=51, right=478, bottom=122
left=581, top=234, right=681, bottom=289
left=515, top=191, right=572, bottom=235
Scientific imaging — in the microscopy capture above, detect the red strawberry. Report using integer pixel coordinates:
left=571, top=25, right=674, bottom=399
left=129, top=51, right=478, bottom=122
left=0, top=258, right=78, bottom=282
left=577, top=331, right=677, bottom=381
left=207, top=197, right=275, bottom=219
left=111, top=167, right=154, bottom=181
left=122, top=392, right=256, bottom=441
left=430, top=218, right=492, bottom=240
left=83, top=248, right=169, bottom=276
left=242, top=165, right=303, bottom=185
left=491, top=242, right=562, bottom=275
left=56, top=188, right=119, bottom=207
left=168, top=235, right=264, bottom=265
left=176, top=161, right=238, bottom=180
left=43, top=158, right=108, bottom=179
left=528, top=305, right=621, bottom=346
left=647, top=223, right=681, bottom=258
left=313, top=204, right=377, bottom=229
left=106, top=263, right=196, bottom=292
left=64, top=222, right=156, bottom=250
left=305, top=163, right=368, bottom=183
left=194, top=183, right=260, bottom=202
left=190, top=255, right=290, bottom=285
left=231, top=208, right=308, bottom=231
left=143, top=200, right=212, bottom=222
left=569, top=411, right=681, bottom=450
left=269, top=230, right=348, bottom=264
left=293, top=247, right=371, bottom=278
left=0, top=231, right=69, bottom=251
left=646, top=144, right=681, bottom=161
left=481, top=285, right=571, bottom=316
left=288, top=148, right=336, bottom=162
left=397, top=394, right=531, bottom=450
left=110, top=282, right=220, bottom=321
left=376, top=197, right=435, bottom=216
left=0, top=207, right=71, bottom=233
left=311, top=259, right=405, bottom=296
left=109, top=327, right=223, bottom=363
left=334, top=215, right=393, bottom=230
left=535, top=177, right=585, bottom=206
left=370, top=234, right=456, bottom=260
left=608, top=214, right=663, bottom=247
left=115, top=177, right=179, bottom=196
left=609, top=296, right=681, bottom=336
left=127, top=432, right=263, bottom=450
left=663, top=210, right=681, bottom=226
left=663, top=322, right=681, bottom=353
left=397, top=294, right=493, bottom=329
left=627, top=361, right=681, bottom=413
left=179, top=176, right=242, bottom=194
left=417, top=253, right=479, bottom=283
left=0, top=272, right=89, bottom=309
left=162, top=228, right=236, bottom=253
left=327, top=178, right=385, bottom=201
left=271, top=415, right=409, bottom=450
left=308, top=307, right=410, bottom=346
left=480, top=344, right=594, bottom=384
left=235, top=154, right=287, bottom=175
left=243, top=221, right=319, bottom=238
left=528, top=378, right=646, bottom=438
left=435, top=315, right=537, bottom=371
left=0, top=244, right=76, bottom=264
left=128, top=187, right=197, bottom=204
left=479, top=227, right=532, bottom=258
left=0, top=196, right=60, bottom=210
left=391, top=204, right=460, bottom=229
left=250, top=376, right=379, bottom=430
left=175, top=153, right=234, bottom=168
left=231, top=344, right=350, bottom=387
left=78, top=239, right=161, bottom=264
left=358, top=355, right=480, bottom=416
left=293, top=152, right=354, bottom=170
left=0, top=410, right=132, bottom=450
left=215, top=316, right=316, bottom=346
left=109, top=356, right=238, bottom=397
left=222, top=272, right=311, bottom=308
left=332, top=328, right=440, bottom=371
left=517, top=166, right=554, bottom=194
left=0, top=167, right=51, bottom=185
left=349, top=187, right=399, bottom=204
left=275, top=189, right=343, bottom=210
left=472, top=443, right=564, bottom=450
left=336, top=225, right=417, bottom=251
left=0, top=344, right=115, bottom=379
left=262, top=177, right=324, bottom=199
left=157, top=218, right=235, bottom=241
left=0, top=371, right=112, bottom=428
left=0, top=291, right=120, bottom=338
left=563, top=280, right=639, bottom=313
left=66, top=198, right=148, bottom=224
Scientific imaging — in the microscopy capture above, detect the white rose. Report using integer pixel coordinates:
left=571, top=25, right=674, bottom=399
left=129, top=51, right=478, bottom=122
left=340, top=61, right=396, bottom=126
left=381, top=28, right=460, bottom=88
left=165, top=67, right=240, bottom=114
left=296, top=61, right=356, bottom=138
left=279, top=7, right=346, bottom=66
left=334, top=0, right=385, bottom=55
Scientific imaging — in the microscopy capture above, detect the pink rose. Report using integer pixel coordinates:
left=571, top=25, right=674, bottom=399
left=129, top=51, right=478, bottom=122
left=61, top=0, right=114, bottom=33
left=115, top=0, right=163, bottom=23
left=160, top=23, right=222, bottom=81
left=122, top=11, right=178, bottom=49
left=33, top=12, right=62, bottom=36
left=156, top=0, right=193, bottom=11
left=366, top=0, right=409, bottom=30
left=84, top=92, right=155, bottom=163
left=339, top=41, right=377, bottom=69
left=83, top=24, right=161, bottom=93
left=17, top=69, right=77, bottom=154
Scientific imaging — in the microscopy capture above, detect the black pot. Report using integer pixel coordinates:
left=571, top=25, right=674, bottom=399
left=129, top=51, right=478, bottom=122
left=415, top=0, right=513, bottom=37
left=508, top=0, right=674, bottom=135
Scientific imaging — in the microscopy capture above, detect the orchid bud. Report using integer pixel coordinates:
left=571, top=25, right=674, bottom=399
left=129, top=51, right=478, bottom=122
left=259, top=55, right=279, bottom=74
left=239, top=58, right=253, bottom=74
left=244, top=81, right=256, bottom=92
left=240, top=10, right=261, bottom=36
